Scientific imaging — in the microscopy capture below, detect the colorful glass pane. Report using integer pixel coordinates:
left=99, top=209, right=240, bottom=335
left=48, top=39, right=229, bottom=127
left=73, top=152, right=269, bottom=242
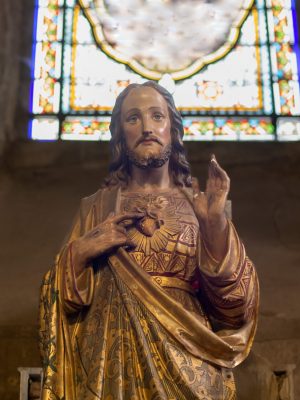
left=61, top=117, right=111, bottom=140
left=30, top=0, right=300, bottom=141
left=183, top=117, right=275, bottom=141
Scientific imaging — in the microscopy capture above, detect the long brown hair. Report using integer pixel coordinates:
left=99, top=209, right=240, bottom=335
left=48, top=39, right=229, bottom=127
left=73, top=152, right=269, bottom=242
left=104, top=81, right=192, bottom=188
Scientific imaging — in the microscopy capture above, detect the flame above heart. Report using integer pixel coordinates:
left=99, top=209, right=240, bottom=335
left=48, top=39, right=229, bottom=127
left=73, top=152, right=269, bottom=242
left=79, top=0, right=254, bottom=80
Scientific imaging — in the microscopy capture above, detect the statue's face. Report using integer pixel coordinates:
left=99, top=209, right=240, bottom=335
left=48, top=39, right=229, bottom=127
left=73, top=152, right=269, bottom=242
left=121, top=86, right=172, bottom=168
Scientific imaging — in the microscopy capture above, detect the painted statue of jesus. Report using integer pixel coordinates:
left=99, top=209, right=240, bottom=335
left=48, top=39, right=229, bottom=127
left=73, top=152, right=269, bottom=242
left=39, top=81, right=259, bottom=400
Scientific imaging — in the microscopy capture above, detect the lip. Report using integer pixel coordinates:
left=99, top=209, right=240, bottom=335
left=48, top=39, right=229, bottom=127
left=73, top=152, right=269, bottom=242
left=139, top=138, right=160, bottom=145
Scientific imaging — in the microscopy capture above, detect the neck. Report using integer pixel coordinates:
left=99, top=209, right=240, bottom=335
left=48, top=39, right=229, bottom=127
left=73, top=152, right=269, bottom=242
left=127, top=162, right=173, bottom=191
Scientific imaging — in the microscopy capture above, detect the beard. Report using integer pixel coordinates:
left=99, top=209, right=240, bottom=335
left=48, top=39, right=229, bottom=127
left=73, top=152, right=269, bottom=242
left=126, top=143, right=172, bottom=169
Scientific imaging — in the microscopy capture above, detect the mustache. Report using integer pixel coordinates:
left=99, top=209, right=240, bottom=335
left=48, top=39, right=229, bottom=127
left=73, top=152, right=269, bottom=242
left=135, top=135, right=163, bottom=148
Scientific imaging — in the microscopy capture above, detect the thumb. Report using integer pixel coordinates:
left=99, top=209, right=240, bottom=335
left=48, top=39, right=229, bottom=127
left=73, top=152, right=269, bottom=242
left=192, top=177, right=201, bottom=197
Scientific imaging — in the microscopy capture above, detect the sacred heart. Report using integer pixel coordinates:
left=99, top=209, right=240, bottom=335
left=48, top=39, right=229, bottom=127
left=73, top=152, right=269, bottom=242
left=137, top=216, right=164, bottom=237
left=79, top=0, right=254, bottom=80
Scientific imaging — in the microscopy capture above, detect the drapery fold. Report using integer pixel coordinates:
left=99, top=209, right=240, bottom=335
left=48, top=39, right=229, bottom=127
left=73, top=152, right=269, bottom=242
left=108, top=244, right=258, bottom=368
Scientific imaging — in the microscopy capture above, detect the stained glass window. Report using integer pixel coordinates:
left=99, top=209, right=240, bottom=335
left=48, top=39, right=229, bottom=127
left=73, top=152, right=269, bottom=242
left=30, top=0, right=300, bottom=141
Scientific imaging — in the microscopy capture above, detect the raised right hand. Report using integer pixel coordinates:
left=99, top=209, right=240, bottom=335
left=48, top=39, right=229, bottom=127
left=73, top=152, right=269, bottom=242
left=71, top=211, right=144, bottom=273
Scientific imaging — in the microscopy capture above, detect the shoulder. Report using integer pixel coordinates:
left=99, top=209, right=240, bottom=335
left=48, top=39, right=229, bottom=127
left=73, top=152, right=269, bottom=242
left=80, top=186, right=120, bottom=205
left=80, top=185, right=120, bottom=222
left=80, top=188, right=104, bottom=209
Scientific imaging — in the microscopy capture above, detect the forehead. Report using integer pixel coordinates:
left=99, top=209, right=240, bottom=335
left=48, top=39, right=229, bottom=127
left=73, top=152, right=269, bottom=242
left=121, top=86, right=168, bottom=113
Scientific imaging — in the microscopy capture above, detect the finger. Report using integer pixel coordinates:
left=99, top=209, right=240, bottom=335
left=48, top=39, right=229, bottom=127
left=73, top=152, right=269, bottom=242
left=209, top=154, right=220, bottom=178
left=211, top=155, right=227, bottom=178
left=112, top=211, right=145, bottom=225
left=108, top=236, right=129, bottom=249
left=106, top=231, right=128, bottom=245
left=206, top=178, right=213, bottom=193
left=207, top=155, right=217, bottom=190
left=221, top=178, right=230, bottom=191
left=120, top=219, right=136, bottom=228
left=212, top=161, right=230, bottom=190
left=208, top=160, right=222, bottom=188
left=124, top=238, right=136, bottom=249
left=191, top=177, right=201, bottom=198
left=114, top=225, right=127, bottom=235
left=211, top=156, right=230, bottom=187
left=86, top=225, right=106, bottom=238
left=112, top=234, right=136, bottom=250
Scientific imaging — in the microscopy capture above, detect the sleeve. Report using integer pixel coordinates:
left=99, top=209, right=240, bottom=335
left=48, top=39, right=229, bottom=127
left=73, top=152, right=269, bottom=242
left=58, top=242, right=94, bottom=314
left=38, top=193, right=102, bottom=398
left=198, top=220, right=259, bottom=329
left=53, top=196, right=97, bottom=314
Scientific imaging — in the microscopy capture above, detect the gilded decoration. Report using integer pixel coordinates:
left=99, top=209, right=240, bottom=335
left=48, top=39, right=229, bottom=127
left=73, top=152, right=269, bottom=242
left=121, top=190, right=199, bottom=280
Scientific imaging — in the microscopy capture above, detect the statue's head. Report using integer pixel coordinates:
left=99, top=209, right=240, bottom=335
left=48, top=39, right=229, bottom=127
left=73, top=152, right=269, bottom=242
left=105, top=81, right=192, bottom=188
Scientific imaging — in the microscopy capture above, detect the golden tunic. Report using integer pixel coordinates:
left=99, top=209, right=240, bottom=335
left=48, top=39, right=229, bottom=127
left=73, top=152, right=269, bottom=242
left=39, top=186, right=259, bottom=400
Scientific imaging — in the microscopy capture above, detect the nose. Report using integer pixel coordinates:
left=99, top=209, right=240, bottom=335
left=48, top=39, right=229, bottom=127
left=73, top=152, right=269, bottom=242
left=141, top=115, right=153, bottom=136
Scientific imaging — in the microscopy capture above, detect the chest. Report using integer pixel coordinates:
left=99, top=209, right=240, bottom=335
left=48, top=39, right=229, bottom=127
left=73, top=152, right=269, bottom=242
left=120, top=191, right=199, bottom=278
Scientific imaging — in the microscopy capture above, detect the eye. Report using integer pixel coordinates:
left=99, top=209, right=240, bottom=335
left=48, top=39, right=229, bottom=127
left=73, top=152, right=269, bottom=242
left=153, top=112, right=164, bottom=121
left=127, top=114, right=138, bottom=123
